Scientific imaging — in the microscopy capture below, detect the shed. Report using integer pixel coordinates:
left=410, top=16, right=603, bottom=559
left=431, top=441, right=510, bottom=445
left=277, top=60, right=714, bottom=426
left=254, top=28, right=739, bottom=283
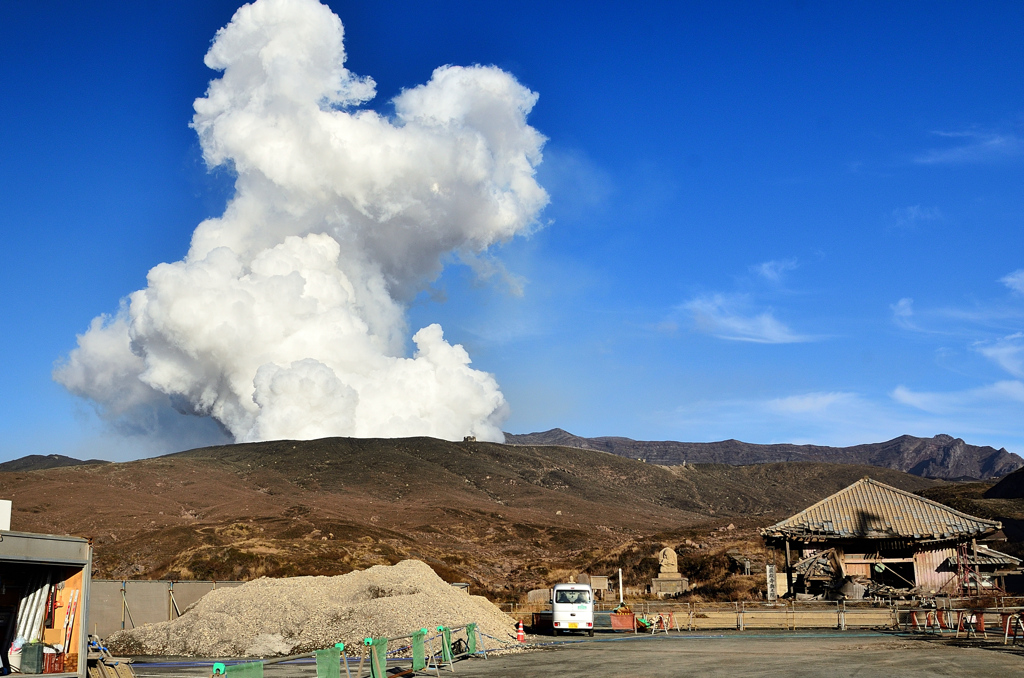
left=761, top=477, right=1002, bottom=597
left=0, top=530, right=92, bottom=676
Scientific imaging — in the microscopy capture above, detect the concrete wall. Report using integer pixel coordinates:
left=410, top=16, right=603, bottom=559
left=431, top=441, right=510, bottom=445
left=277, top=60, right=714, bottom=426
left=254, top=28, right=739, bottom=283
left=88, top=580, right=244, bottom=638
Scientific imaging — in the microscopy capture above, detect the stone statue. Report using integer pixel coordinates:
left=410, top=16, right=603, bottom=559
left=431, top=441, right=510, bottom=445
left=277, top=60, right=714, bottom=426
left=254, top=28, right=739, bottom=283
left=658, top=547, right=678, bottom=574
left=652, top=546, right=687, bottom=596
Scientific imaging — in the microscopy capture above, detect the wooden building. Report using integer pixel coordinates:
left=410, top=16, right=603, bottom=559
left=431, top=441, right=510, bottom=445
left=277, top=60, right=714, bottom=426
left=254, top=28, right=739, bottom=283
left=947, top=544, right=1022, bottom=593
left=761, top=477, right=1002, bottom=597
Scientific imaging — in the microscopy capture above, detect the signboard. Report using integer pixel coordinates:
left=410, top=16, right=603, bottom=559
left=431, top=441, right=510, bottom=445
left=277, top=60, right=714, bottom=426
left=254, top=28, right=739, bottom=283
left=766, top=564, right=777, bottom=601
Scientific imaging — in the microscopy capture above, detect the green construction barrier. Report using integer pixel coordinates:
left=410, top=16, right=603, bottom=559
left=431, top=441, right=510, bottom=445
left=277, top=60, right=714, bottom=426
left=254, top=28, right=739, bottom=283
left=466, top=623, right=477, bottom=654
left=213, top=663, right=226, bottom=675
left=364, top=637, right=388, bottom=678
left=412, top=628, right=428, bottom=671
left=224, top=661, right=264, bottom=678
left=437, top=626, right=453, bottom=663
left=315, top=647, right=341, bottom=678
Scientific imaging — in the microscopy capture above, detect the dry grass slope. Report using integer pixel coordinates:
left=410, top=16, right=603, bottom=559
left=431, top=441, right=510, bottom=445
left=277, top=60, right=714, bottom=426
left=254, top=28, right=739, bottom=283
left=0, top=436, right=938, bottom=598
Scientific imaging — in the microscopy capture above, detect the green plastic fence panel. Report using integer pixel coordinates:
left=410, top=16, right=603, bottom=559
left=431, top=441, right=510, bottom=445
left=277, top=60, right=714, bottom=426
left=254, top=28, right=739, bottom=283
left=412, top=628, right=428, bottom=671
left=315, top=647, right=341, bottom=678
left=438, top=626, right=453, bottom=663
left=224, top=661, right=264, bottom=678
left=367, top=637, right=388, bottom=678
left=466, top=623, right=477, bottom=654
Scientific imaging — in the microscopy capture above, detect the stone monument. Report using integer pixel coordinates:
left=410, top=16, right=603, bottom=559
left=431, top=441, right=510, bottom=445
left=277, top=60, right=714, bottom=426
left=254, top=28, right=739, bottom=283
left=651, top=547, right=689, bottom=597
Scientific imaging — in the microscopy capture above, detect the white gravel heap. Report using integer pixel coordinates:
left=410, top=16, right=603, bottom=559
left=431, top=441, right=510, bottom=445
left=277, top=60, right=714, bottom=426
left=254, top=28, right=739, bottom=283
left=107, top=560, right=516, bottom=658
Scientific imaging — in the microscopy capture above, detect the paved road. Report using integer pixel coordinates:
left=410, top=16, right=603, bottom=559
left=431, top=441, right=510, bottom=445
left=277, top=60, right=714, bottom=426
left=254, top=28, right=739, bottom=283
left=131, top=630, right=1024, bottom=678
left=453, top=631, right=1024, bottom=677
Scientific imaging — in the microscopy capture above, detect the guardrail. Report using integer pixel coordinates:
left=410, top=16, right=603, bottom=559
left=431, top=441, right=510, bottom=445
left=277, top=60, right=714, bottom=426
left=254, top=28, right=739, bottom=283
left=593, top=598, right=1024, bottom=635
left=612, top=602, right=895, bottom=631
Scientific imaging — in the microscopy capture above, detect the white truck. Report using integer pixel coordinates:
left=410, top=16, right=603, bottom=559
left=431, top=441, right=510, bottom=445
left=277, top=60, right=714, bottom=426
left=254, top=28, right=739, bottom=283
left=550, top=582, right=594, bottom=636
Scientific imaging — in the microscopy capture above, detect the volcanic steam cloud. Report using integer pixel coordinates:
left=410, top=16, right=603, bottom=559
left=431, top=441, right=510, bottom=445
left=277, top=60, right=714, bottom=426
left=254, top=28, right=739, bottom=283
left=55, top=0, right=548, bottom=445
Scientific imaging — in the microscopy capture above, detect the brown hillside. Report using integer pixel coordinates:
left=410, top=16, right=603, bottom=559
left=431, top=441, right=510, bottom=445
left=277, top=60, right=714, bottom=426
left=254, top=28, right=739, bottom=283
left=917, top=482, right=1024, bottom=560
left=985, top=465, right=1024, bottom=499
left=0, top=436, right=937, bottom=598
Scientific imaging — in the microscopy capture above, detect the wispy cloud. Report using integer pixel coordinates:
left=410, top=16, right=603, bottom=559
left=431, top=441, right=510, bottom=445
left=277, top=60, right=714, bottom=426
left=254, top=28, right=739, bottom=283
left=535, top=146, right=614, bottom=222
left=891, top=380, right=1024, bottom=415
left=893, top=279, right=1024, bottom=334
left=683, top=294, right=813, bottom=344
left=890, top=297, right=918, bottom=330
left=975, top=333, right=1024, bottom=378
left=765, top=391, right=859, bottom=415
left=891, top=205, right=942, bottom=229
left=654, top=320, right=679, bottom=335
left=751, top=258, right=798, bottom=282
left=1002, top=269, right=1024, bottom=295
left=663, top=387, right=1023, bottom=452
left=915, top=130, right=1023, bottom=165
left=666, top=390, right=895, bottom=446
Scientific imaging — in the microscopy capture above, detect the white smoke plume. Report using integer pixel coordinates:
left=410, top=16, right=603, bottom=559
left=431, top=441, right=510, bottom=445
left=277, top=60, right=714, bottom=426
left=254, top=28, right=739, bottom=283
left=54, top=0, right=547, bottom=446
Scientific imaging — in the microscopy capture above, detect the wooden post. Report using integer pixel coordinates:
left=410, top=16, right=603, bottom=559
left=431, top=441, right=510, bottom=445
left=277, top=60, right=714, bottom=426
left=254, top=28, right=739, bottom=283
left=972, top=538, right=980, bottom=597
left=785, top=540, right=793, bottom=598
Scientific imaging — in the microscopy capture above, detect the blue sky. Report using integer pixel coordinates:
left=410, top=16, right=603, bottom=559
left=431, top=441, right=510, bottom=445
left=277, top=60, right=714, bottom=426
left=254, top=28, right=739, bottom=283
left=1, top=1, right=1022, bottom=461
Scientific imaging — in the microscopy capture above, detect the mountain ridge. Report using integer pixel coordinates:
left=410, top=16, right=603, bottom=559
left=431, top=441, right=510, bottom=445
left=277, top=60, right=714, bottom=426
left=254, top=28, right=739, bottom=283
left=0, top=436, right=937, bottom=595
left=502, top=430, right=1022, bottom=480
left=0, top=454, right=108, bottom=473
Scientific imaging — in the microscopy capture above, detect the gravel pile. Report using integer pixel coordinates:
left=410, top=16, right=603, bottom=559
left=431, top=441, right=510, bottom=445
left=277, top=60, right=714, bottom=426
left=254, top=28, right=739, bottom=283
left=107, top=560, right=517, bottom=658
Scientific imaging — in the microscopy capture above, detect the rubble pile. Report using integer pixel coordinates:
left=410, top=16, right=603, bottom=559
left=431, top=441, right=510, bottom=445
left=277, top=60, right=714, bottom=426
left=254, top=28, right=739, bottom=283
left=107, top=560, right=516, bottom=657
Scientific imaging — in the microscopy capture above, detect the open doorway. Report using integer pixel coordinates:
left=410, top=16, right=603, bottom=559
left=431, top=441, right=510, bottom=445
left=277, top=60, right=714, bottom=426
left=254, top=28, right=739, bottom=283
left=871, top=562, right=915, bottom=589
left=0, top=562, right=85, bottom=675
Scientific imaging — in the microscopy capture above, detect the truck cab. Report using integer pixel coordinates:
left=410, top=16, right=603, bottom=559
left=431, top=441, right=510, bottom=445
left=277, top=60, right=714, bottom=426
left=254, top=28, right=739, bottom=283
left=551, top=583, right=594, bottom=636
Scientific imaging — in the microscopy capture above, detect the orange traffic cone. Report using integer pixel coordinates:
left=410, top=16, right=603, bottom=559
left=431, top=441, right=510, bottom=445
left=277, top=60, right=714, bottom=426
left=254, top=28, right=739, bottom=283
left=517, top=619, right=525, bottom=643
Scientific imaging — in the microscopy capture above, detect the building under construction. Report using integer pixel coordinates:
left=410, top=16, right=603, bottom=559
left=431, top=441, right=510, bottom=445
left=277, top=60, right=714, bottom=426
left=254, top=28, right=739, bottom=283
left=761, top=477, right=1020, bottom=598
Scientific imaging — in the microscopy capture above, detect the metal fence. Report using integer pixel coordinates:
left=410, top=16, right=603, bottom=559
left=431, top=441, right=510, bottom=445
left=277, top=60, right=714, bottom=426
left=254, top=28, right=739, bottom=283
left=87, top=580, right=244, bottom=638
left=505, top=597, right=1024, bottom=633
left=91, top=584, right=1024, bottom=639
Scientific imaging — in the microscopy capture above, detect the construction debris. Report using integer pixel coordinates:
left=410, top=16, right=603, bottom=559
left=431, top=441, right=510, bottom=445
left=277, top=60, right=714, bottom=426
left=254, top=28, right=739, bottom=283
left=106, top=560, right=515, bottom=658
left=790, top=548, right=927, bottom=599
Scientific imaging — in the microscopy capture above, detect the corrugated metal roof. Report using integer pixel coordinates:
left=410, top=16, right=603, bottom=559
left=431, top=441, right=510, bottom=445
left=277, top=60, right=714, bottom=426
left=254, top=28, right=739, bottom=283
left=761, top=477, right=1001, bottom=541
left=947, top=545, right=1022, bottom=567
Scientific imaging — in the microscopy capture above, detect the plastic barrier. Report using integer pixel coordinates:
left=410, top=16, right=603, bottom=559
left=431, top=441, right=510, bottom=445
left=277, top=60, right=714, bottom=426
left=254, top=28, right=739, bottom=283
left=210, top=623, right=487, bottom=678
left=315, top=646, right=341, bottom=678
left=411, top=628, right=428, bottom=672
left=364, top=637, right=388, bottom=678
left=212, top=661, right=263, bottom=677
left=610, top=613, right=636, bottom=632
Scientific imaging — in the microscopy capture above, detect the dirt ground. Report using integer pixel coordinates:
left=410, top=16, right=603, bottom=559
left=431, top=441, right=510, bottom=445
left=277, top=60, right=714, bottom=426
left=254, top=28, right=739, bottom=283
left=130, top=630, right=1024, bottom=678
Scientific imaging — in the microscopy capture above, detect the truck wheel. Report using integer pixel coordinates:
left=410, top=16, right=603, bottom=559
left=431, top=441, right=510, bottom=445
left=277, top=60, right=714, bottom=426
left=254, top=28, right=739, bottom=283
left=552, top=629, right=559, bottom=637
left=588, top=629, right=594, bottom=637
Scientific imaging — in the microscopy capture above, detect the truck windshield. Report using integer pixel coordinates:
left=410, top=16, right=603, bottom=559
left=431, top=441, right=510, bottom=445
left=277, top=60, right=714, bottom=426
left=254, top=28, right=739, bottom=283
left=554, top=590, right=590, bottom=604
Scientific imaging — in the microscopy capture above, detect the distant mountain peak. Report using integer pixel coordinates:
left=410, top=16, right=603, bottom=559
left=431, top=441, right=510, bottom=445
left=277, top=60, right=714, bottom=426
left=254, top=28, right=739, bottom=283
left=502, top=430, right=1021, bottom=480
left=0, top=454, right=107, bottom=473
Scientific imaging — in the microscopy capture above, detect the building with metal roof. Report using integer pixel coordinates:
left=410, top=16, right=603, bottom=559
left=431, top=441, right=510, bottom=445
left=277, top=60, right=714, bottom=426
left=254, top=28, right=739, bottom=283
left=761, top=477, right=1003, bottom=598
